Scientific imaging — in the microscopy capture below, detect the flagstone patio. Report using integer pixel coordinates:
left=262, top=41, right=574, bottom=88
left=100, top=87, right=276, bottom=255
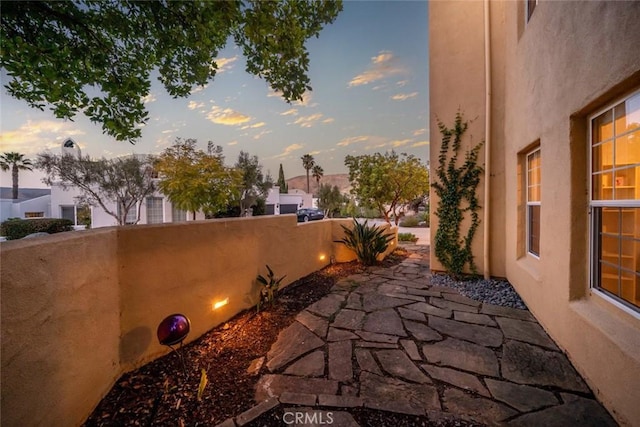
left=218, top=245, right=617, bottom=426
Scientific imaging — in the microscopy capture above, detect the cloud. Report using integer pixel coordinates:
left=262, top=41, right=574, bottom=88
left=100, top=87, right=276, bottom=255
left=142, top=93, right=157, bottom=104
left=253, top=129, right=272, bottom=140
left=280, top=108, right=299, bottom=116
left=396, top=80, right=409, bottom=87
left=188, top=101, right=205, bottom=110
left=192, top=84, right=208, bottom=94
left=293, top=113, right=326, bottom=128
left=390, top=139, right=412, bottom=147
left=337, top=135, right=370, bottom=147
left=322, top=118, right=335, bottom=124
left=228, top=141, right=238, bottom=146
left=0, top=120, right=86, bottom=154
left=348, top=50, right=405, bottom=87
left=411, top=140, right=429, bottom=147
left=240, top=122, right=266, bottom=130
left=391, top=92, right=418, bottom=101
left=274, top=143, right=304, bottom=158
left=214, top=56, right=238, bottom=73
left=206, top=106, right=251, bottom=126
left=413, top=128, right=427, bottom=136
left=268, top=89, right=314, bottom=107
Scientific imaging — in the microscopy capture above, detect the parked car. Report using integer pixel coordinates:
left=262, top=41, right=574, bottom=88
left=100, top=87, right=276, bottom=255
left=297, top=208, right=325, bottom=222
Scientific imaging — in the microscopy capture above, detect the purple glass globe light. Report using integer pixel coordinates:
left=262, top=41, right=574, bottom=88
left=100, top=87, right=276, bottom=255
left=157, top=314, right=191, bottom=346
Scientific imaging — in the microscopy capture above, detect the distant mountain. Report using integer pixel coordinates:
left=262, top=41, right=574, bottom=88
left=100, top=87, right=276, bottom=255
left=285, top=173, right=351, bottom=196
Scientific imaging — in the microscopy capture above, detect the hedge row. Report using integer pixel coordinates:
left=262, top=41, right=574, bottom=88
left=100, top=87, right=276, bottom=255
left=0, top=218, right=74, bottom=240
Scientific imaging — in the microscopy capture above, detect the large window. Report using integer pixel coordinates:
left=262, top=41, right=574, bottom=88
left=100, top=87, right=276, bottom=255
left=590, top=90, right=640, bottom=312
left=171, top=205, right=187, bottom=222
left=527, top=148, right=541, bottom=257
left=146, top=197, right=164, bottom=224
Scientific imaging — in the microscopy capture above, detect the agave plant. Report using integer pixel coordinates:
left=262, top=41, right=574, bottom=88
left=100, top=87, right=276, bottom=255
left=335, top=219, right=395, bottom=266
left=256, top=265, right=286, bottom=312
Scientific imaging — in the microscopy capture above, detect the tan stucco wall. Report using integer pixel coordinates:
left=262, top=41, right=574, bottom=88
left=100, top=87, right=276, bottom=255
left=430, top=1, right=640, bottom=425
left=1, top=216, right=393, bottom=426
left=428, top=0, right=507, bottom=277
left=1, top=229, right=121, bottom=427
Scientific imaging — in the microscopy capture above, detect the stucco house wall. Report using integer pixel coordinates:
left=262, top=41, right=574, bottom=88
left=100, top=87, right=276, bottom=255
left=429, top=1, right=640, bottom=425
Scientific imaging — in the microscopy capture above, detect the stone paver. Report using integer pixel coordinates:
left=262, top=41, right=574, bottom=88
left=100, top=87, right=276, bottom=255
left=332, top=309, right=365, bottom=330
left=495, top=316, right=558, bottom=350
left=422, top=338, right=500, bottom=376
left=375, top=349, right=431, bottom=383
left=360, top=371, right=440, bottom=416
left=501, top=341, right=590, bottom=393
left=422, top=364, right=489, bottom=397
left=295, top=310, right=329, bottom=338
left=328, top=341, right=353, bottom=381
left=403, top=319, right=443, bottom=342
left=266, top=321, right=324, bottom=371
left=362, top=308, right=407, bottom=336
left=429, top=315, right=503, bottom=347
left=284, top=351, right=325, bottom=377
left=250, top=245, right=614, bottom=427
left=485, top=378, right=558, bottom=412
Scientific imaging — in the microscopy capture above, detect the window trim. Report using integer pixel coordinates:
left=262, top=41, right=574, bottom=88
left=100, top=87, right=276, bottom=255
left=526, top=148, right=541, bottom=258
left=588, top=88, right=640, bottom=315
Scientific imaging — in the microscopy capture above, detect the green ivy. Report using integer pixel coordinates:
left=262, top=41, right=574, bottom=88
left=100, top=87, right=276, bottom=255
left=432, top=112, right=484, bottom=278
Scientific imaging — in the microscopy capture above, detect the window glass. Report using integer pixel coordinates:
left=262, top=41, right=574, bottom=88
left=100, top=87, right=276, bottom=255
left=591, top=90, right=640, bottom=311
left=526, top=148, right=541, bottom=257
left=146, top=197, right=163, bottom=224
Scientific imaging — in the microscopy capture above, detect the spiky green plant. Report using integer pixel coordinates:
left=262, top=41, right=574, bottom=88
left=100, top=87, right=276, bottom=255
left=335, top=219, right=395, bottom=266
left=256, top=265, right=286, bottom=312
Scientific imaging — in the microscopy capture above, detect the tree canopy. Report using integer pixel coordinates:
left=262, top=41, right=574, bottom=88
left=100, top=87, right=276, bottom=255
left=317, top=183, right=345, bottom=218
left=301, top=153, right=315, bottom=193
left=37, top=153, right=156, bottom=225
left=1, top=1, right=342, bottom=142
left=154, top=139, right=242, bottom=219
left=345, top=152, right=430, bottom=225
left=235, top=150, right=272, bottom=215
left=277, top=163, right=288, bottom=193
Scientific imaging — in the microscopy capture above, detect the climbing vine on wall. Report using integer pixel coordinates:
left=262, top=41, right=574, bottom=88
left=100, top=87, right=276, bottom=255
left=432, top=112, right=484, bottom=278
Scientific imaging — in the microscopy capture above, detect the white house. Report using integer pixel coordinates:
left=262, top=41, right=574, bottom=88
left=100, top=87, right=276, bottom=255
left=0, top=188, right=51, bottom=222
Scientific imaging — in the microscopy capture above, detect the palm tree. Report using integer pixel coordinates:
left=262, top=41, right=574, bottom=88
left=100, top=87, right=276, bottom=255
left=0, top=152, right=33, bottom=199
left=312, top=164, right=324, bottom=193
left=301, top=154, right=315, bottom=193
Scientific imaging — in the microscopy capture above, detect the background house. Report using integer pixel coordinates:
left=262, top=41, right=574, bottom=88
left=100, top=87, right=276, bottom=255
left=0, top=188, right=51, bottom=221
left=429, top=2, right=639, bottom=425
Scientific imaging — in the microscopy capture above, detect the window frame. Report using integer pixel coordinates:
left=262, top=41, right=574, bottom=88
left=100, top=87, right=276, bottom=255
left=526, top=148, right=541, bottom=258
left=588, top=88, right=640, bottom=316
left=146, top=196, right=164, bottom=224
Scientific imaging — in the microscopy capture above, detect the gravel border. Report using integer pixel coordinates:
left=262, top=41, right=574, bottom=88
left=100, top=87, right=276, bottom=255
left=430, top=274, right=528, bottom=310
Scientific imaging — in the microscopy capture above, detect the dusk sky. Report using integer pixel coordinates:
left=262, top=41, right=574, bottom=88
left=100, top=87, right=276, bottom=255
left=0, top=1, right=429, bottom=188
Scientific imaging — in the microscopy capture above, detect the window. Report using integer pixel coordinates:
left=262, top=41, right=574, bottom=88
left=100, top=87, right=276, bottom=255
left=526, top=0, right=538, bottom=22
left=61, top=206, right=76, bottom=224
left=146, top=197, right=164, bottom=224
left=590, top=89, right=640, bottom=312
left=526, top=148, right=541, bottom=257
left=24, top=212, right=44, bottom=218
left=118, top=200, right=138, bottom=225
left=171, top=205, right=187, bottom=222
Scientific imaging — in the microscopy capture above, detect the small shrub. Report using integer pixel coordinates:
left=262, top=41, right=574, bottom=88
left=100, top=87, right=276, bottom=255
left=335, top=218, right=395, bottom=266
left=0, top=218, right=74, bottom=240
left=399, top=215, right=420, bottom=227
left=256, top=265, right=286, bottom=312
left=398, top=232, right=418, bottom=242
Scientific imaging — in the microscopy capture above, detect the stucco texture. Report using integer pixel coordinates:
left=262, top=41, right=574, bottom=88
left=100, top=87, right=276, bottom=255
left=1, top=216, right=394, bottom=426
left=430, top=1, right=640, bottom=425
